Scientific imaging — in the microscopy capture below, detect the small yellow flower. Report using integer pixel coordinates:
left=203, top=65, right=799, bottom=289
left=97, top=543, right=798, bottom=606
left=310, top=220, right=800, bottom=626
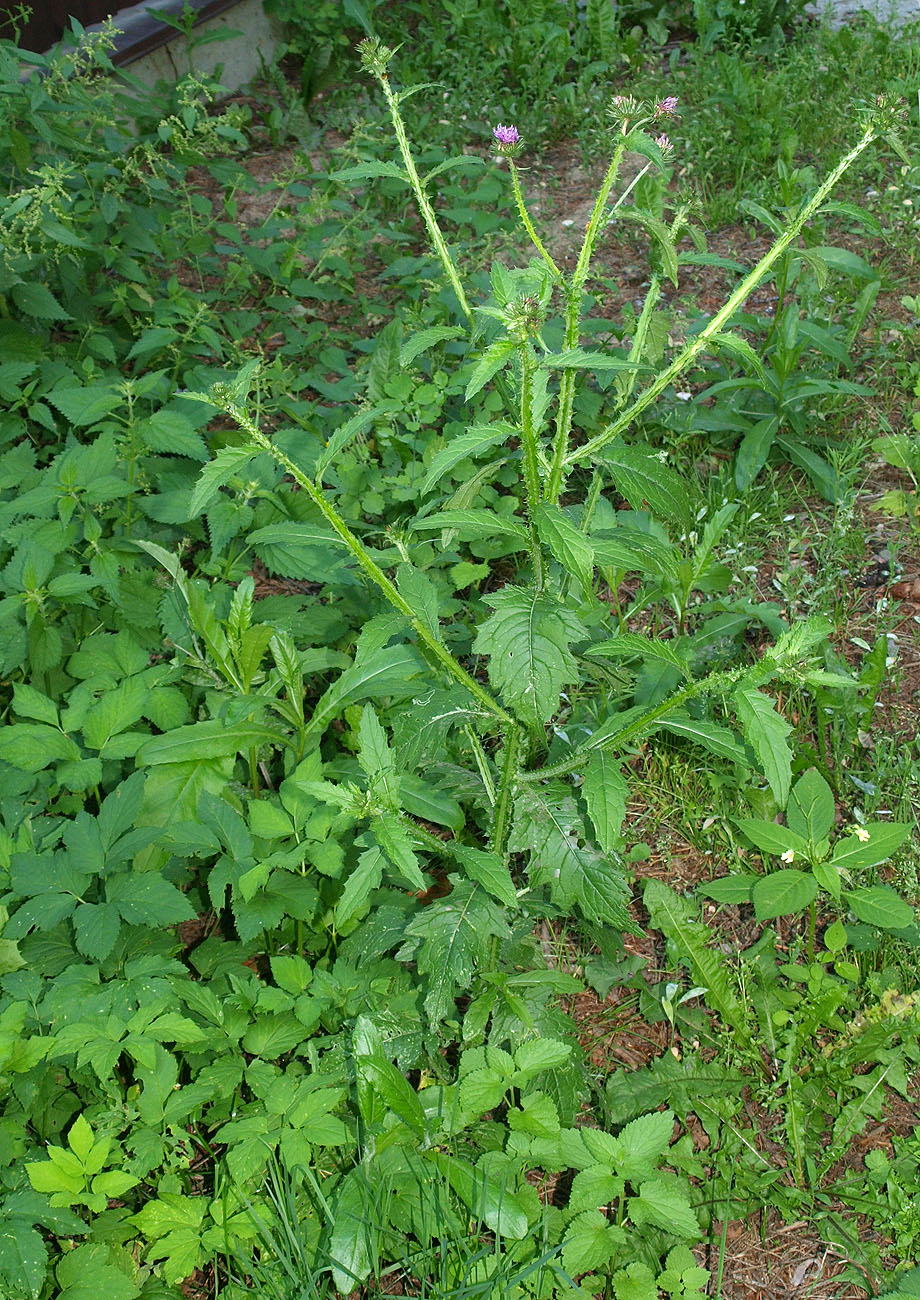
left=852, top=825, right=870, bottom=843
left=781, top=849, right=795, bottom=863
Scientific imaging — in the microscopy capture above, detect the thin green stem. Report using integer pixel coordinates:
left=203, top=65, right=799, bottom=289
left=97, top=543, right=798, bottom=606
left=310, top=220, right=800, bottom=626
left=509, top=161, right=563, bottom=283
left=378, top=75, right=472, bottom=322
left=566, top=125, right=877, bottom=471
left=518, top=344, right=546, bottom=591
left=579, top=468, right=605, bottom=534
left=220, top=399, right=514, bottom=728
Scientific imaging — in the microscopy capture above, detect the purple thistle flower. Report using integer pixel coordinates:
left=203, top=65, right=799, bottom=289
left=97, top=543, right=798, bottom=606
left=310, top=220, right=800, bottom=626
left=655, top=95, right=679, bottom=117
left=492, top=123, right=520, bottom=146
left=655, top=133, right=673, bottom=154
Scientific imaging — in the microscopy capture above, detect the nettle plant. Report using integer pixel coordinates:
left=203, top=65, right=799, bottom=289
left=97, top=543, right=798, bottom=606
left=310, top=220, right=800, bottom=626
left=196, top=43, right=906, bottom=945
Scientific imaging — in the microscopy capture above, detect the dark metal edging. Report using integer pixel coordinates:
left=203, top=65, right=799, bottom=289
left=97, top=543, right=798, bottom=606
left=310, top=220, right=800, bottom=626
left=82, top=0, right=245, bottom=67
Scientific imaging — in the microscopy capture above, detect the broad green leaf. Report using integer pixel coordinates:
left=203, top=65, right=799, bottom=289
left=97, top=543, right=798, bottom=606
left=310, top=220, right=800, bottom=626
left=708, top=332, right=768, bottom=384
left=587, top=632, right=689, bottom=679
left=561, top=1210, right=621, bottom=1274
left=538, top=349, right=642, bottom=372
left=831, top=823, right=913, bottom=872
left=464, top=337, right=518, bottom=400
left=137, top=720, right=287, bottom=765
left=372, top=813, right=427, bottom=890
left=400, top=774, right=464, bottom=830
left=55, top=1243, right=140, bottom=1300
left=733, top=818, right=806, bottom=859
left=513, top=1038, right=572, bottom=1078
left=451, top=844, right=518, bottom=907
left=533, top=502, right=595, bottom=590
left=137, top=409, right=208, bottom=461
left=843, top=886, right=914, bottom=931
left=329, top=1170, right=375, bottom=1295
left=314, top=403, right=395, bottom=483
left=0, top=1222, right=46, bottom=1298
left=582, top=751, right=628, bottom=853
left=402, top=879, right=510, bottom=1024
left=335, top=847, right=384, bottom=928
left=249, top=522, right=353, bottom=584
left=732, top=687, right=792, bottom=807
left=735, top=416, right=779, bottom=490
left=45, top=384, right=121, bottom=428
left=357, top=1055, right=427, bottom=1136
left=698, top=874, right=758, bottom=904
left=472, top=587, right=584, bottom=729
left=0, top=724, right=81, bottom=772
left=596, top=443, right=694, bottom=536
left=396, top=562, right=441, bottom=639
left=615, top=1109, right=676, bottom=1179
left=787, top=768, right=835, bottom=844
left=11, top=281, right=71, bottom=321
left=421, top=422, right=515, bottom=495
left=11, top=683, right=58, bottom=725
left=72, top=901, right=122, bottom=962
left=331, top=160, right=410, bottom=184
left=106, top=873, right=195, bottom=926
left=577, top=852, right=633, bottom=930
left=751, top=869, right=818, bottom=921
left=628, top=1178, right=699, bottom=1237
left=308, top=643, right=427, bottom=735
left=357, top=705, right=398, bottom=808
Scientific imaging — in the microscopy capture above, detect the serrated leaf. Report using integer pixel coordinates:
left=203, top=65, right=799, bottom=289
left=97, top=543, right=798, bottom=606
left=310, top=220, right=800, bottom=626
left=11, top=281, right=71, bottom=320
left=331, top=160, right=410, bottom=184
left=587, top=633, right=689, bottom=679
left=400, top=325, right=464, bottom=367
left=451, top=844, right=518, bottom=907
left=72, top=900, right=121, bottom=961
left=189, top=446, right=257, bottom=516
left=136, top=720, right=286, bottom=765
left=464, top=337, right=518, bottom=400
left=583, top=751, right=628, bottom=853
left=751, top=869, right=818, bottom=921
left=0, top=1222, right=47, bottom=1298
left=596, top=443, right=694, bottom=535
left=708, top=332, right=768, bottom=384
left=472, top=587, right=584, bottom=729
left=401, top=879, right=509, bottom=1023
left=628, top=1178, right=699, bottom=1237
left=373, top=813, right=426, bottom=890
left=660, top=715, right=749, bottom=765
left=396, top=562, right=441, bottom=639
left=46, top=384, right=122, bottom=428
left=533, top=502, right=595, bottom=590
left=787, top=768, right=835, bottom=844
left=308, top=644, right=427, bottom=735
left=314, top=403, right=394, bottom=483
left=733, top=687, right=792, bottom=807
left=137, top=409, right=208, bottom=461
left=248, top=522, right=353, bottom=584
left=412, top=508, right=528, bottom=543
left=538, top=349, right=643, bottom=372
left=421, top=422, right=514, bottom=494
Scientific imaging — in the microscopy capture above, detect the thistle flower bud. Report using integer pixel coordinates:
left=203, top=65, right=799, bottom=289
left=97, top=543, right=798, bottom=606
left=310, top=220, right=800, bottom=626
left=492, top=123, right=522, bottom=156
left=655, top=134, right=674, bottom=155
left=608, top=94, right=640, bottom=125
left=358, top=37, right=396, bottom=78
left=655, top=95, right=679, bottom=118
left=504, top=294, right=543, bottom=341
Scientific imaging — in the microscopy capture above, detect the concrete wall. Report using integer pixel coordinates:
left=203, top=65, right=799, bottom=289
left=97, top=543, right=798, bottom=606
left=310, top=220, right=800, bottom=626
left=113, top=0, right=280, bottom=91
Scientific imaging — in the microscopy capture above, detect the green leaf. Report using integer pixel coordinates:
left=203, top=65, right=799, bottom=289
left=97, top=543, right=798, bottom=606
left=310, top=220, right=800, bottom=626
left=561, top=1210, right=622, bottom=1274
left=335, top=847, right=384, bottom=928
left=735, top=416, right=779, bottom=490
left=733, top=818, right=806, bottom=858
left=616, top=1109, right=676, bottom=1179
left=659, top=715, right=748, bottom=766
left=587, top=632, right=689, bottom=679
left=12, top=682, right=59, bottom=726
left=708, top=331, right=768, bottom=384
left=582, top=752, right=628, bottom=853
left=464, top=337, right=518, bottom=400
left=11, top=281, right=72, bottom=321
left=698, top=874, right=758, bottom=904
left=55, top=1243, right=140, bottom=1300
left=0, top=1222, right=46, bottom=1299
left=451, top=845, right=518, bottom=907
left=628, top=1178, right=699, bottom=1237
left=106, top=873, right=195, bottom=925
left=328, top=1169, right=375, bottom=1294
left=248, top=522, right=353, bottom=584
left=400, top=774, right=464, bottom=830
left=787, top=768, right=835, bottom=844
left=136, top=720, right=287, bottom=765
left=396, top=562, right=441, bottom=640
left=137, top=409, right=208, bottom=461
left=421, top=422, right=515, bottom=495
left=331, top=160, right=410, bottom=184
left=577, top=853, right=633, bottom=930
left=596, top=443, right=694, bottom=535
left=0, top=724, right=81, bottom=772
left=412, top=508, right=528, bottom=543
left=72, top=901, right=121, bottom=961
left=751, top=870, right=818, bottom=921
left=314, top=403, right=395, bottom=483
left=308, top=644, right=427, bottom=735
left=189, top=446, right=257, bottom=516
left=426, top=1152, right=529, bottom=1239
left=46, top=384, right=122, bottom=428
left=356, top=1053, right=427, bottom=1137
left=539, top=349, right=642, bottom=372
left=402, top=879, right=510, bottom=1023
left=732, top=687, right=792, bottom=807
left=533, top=502, right=595, bottom=590
left=643, top=880, right=752, bottom=1046
left=472, top=587, right=584, bottom=729
left=831, top=823, right=913, bottom=872
left=399, top=325, right=464, bottom=367
left=373, top=813, right=427, bottom=891
left=843, top=886, right=914, bottom=931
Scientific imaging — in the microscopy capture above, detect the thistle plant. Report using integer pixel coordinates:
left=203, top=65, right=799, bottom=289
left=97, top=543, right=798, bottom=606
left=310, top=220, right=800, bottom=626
left=195, top=51, right=907, bottom=938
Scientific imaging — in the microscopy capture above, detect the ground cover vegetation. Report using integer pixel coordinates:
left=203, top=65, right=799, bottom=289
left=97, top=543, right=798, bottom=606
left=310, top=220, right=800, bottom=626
left=0, top=0, right=919, bottom=1296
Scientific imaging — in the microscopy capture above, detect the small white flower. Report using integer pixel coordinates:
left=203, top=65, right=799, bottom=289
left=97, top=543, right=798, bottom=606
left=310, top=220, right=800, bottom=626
left=781, top=849, right=795, bottom=863
left=852, top=825, right=870, bottom=843
left=676, top=391, right=692, bottom=401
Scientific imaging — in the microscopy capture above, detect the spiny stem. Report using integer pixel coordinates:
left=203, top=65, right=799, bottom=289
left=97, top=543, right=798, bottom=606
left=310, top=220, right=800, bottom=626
left=509, top=161, right=563, bottom=283
left=378, top=75, right=472, bottom=321
left=518, top=344, right=546, bottom=591
left=221, top=400, right=514, bottom=727
left=567, top=125, right=877, bottom=470
left=491, top=724, right=523, bottom=860
left=517, top=665, right=744, bottom=782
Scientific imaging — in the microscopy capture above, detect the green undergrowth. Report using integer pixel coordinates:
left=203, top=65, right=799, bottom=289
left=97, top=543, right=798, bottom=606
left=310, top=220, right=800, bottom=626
left=0, top=7, right=918, bottom=1300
